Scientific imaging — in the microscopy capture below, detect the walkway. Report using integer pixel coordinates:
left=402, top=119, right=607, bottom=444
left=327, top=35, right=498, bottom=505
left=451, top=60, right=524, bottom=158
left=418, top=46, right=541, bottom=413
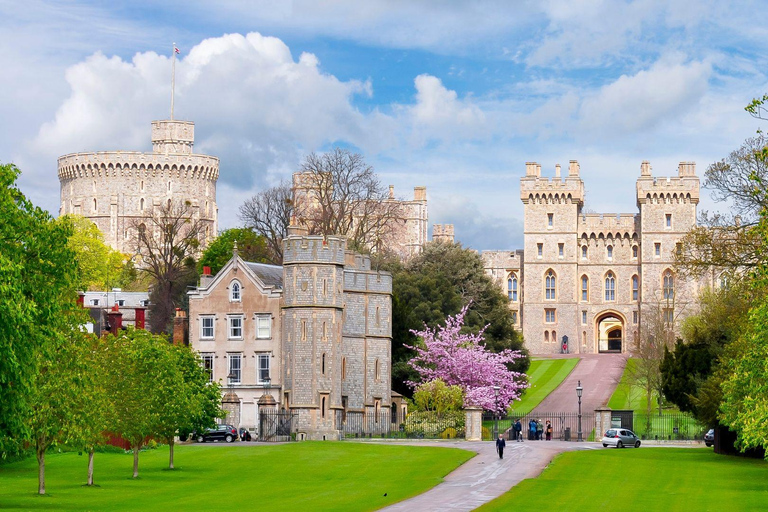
left=533, top=353, right=627, bottom=413
left=380, top=439, right=593, bottom=511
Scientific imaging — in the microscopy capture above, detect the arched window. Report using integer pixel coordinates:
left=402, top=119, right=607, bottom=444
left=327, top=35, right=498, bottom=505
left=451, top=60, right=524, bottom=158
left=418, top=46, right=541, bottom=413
left=508, top=274, right=518, bottom=301
left=607, top=245, right=613, bottom=259
left=321, top=353, right=326, bottom=375
left=230, top=281, right=241, bottom=302
left=663, top=271, right=674, bottom=300
left=605, top=271, right=615, bottom=301
left=581, top=275, right=589, bottom=301
left=140, top=198, right=145, bottom=211
left=321, top=396, right=326, bottom=418
left=375, top=359, right=380, bottom=381
left=632, top=275, right=639, bottom=301
left=544, top=331, right=550, bottom=343
left=342, top=357, right=347, bottom=380
left=545, top=270, right=556, bottom=300
left=582, top=245, right=588, bottom=259
left=93, top=198, right=97, bottom=212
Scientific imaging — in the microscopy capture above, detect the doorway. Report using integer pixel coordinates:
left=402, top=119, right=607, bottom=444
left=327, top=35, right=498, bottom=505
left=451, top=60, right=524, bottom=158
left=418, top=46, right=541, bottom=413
left=597, top=313, right=624, bottom=353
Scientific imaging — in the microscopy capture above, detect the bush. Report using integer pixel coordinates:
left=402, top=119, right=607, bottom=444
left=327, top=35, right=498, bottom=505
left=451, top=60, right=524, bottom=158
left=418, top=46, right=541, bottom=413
left=405, top=411, right=465, bottom=437
left=440, top=427, right=458, bottom=439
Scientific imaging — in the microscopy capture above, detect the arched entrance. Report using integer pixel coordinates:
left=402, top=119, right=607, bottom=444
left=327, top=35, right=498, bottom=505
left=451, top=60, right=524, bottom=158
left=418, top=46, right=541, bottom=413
left=596, top=312, right=625, bottom=353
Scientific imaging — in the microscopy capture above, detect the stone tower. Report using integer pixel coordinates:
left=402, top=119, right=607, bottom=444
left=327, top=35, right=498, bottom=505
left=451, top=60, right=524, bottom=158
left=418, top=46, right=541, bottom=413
left=281, top=235, right=346, bottom=440
left=520, top=161, right=584, bottom=352
left=57, top=119, right=218, bottom=253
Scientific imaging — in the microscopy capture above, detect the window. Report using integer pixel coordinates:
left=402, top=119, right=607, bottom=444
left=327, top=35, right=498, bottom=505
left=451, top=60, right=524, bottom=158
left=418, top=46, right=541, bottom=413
left=582, top=311, right=587, bottom=325
left=537, top=243, right=543, bottom=258
left=605, top=271, right=615, bottom=301
left=632, top=245, right=638, bottom=258
left=545, top=270, right=556, bottom=300
left=633, top=311, right=638, bottom=324
left=230, top=281, right=241, bottom=302
left=607, top=245, right=613, bottom=259
left=321, top=396, right=326, bottom=418
left=201, top=316, right=214, bottom=339
left=544, top=331, right=550, bottom=342
left=547, top=213, right=553, bottom=227
left=375, top=359, right=381, bottom=381
left=256, top=315, right=271, bottom=339
left=258, top=354, right=270, bottom=383
left=663, top=271, right=674, bottom=300
left=581, top=275, right=589, bottom=301
left=227, top=353, right=241, bottom=384
left=140, top=198, right=145, bottom=211
left=663, top=308, right=674, bottom=325
left=582, top=245, right=588, bottom=259
left=321, top=353, right=326, bottom=375
left=545, top=309, right=556, bottom=323
left=511, top=311, right=518, bottom=324
left=201, top=353, right=214, bottom=382
left=342, top=357, right=347, bottom=380
left=666, top=214, right=672, bottom=228
left=140, top=299, right=150, bottom=307
left=655, top=243, right=661, bottom=256
left=558, top=243, right=564, bottom=258
left=676, top=242, right=683, bottom=257
left=90, top=298, right=100, bottom=306
left=228, top=316, right=243, bottom=339
left=508, top=274, right=518, bottom=301
left=632, top=275, right=639, bottom=301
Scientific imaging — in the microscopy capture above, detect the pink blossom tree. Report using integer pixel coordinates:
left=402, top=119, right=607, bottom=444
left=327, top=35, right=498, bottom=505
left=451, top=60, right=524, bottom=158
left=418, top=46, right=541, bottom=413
left=407, top=305, right=528, bottom=414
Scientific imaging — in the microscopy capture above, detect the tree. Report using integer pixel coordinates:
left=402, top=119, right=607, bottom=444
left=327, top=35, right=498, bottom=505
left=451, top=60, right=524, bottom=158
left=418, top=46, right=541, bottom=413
left=238, top=179, right=293, bottom=264
left=131, top=200, right=204, bottom=334
left=65, top=214, right=135, bottom=291
left=408, top=306, right=528, bottom=414
left=412, top=379, right=464, bottom=414
left=0, top=163, right=81, bottom=454
left=198, top=227, right=271, bottom=275
left=77, top=335, right=112, bottom=487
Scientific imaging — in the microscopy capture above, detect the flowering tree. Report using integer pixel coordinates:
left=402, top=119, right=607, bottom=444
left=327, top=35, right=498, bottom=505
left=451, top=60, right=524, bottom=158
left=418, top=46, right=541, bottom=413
left=407, top=306, right=528, bottom=414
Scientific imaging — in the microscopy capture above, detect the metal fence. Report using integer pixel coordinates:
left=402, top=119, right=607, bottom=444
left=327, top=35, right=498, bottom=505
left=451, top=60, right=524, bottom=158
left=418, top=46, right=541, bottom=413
left=259, top=409, right=296, bottom=442
left=482, top=411, right=596, bottom=441
left=633, top=412, right=707, bottom=441
left=337, top=410, right=465, bottom=439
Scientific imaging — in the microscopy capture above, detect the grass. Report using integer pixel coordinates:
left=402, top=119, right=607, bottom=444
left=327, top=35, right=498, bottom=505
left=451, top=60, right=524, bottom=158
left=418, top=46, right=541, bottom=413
left=479, top=448, right=768, bottom=511
left=607, top=358, right=649, bottom=411
left=0, top=442, right=473, bottom=511
left=512, top=358, right=579, bottom=415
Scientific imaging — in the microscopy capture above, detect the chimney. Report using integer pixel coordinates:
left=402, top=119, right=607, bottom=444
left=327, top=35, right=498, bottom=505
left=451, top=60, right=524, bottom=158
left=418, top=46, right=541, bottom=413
left=135, top=307, right=146, bottom=330
left=555, top=164, right=561, bottom=179
left=389, top=185, right=395, bottom=199
left=173, top=308, right=189, bottom=346
left=200, top=265, right=215, bottom=288
left=106, top=303, right=123, bottom=333
left=77, top=292, right=85, bottom=308
left=413, top=186, right=427, bottom=201
left=641, top=160, right=652, bottom=176
left=568, top=160, right=580, bottom=177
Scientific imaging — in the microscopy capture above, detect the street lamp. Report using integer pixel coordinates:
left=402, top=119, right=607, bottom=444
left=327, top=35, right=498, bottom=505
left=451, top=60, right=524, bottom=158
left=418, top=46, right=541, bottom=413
left=493, top=385, right=501, bottom=440
left=576, top=380, right=583, bottom=442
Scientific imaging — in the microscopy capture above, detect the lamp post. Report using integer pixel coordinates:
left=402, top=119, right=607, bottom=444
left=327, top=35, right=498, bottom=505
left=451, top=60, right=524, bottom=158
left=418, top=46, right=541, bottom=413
left=493, top=385, right=501, bottom=440
left=576, top=380, right=583, bottom=442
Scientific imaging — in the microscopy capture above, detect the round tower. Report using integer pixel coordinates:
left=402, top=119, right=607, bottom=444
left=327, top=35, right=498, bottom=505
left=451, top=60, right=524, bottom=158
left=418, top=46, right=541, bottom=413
left=57, top=119, right=218, bottom=253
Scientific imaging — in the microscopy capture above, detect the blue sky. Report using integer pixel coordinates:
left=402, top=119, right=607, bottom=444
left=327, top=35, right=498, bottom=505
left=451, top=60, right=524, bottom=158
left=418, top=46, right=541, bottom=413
left=2, top=0, right=767, bottom=250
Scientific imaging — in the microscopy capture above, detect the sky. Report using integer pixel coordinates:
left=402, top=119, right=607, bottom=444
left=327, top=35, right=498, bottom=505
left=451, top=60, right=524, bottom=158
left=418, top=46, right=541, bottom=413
left=2, top=0, right=767, bottom=251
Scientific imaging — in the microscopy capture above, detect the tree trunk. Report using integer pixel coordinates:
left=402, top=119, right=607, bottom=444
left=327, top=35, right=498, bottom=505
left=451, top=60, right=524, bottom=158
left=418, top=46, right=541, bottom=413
left=87, top=449, right=95, bottom=486
left=168, top=436, right=175, bottom=470
left=132, top=444, right=140, bottom=478
left=36, top=447, right=46, bottom=495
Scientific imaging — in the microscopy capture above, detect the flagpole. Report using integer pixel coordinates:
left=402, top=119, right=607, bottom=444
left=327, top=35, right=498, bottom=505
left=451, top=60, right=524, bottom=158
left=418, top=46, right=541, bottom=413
left=171, top=42, right=176, bottom=120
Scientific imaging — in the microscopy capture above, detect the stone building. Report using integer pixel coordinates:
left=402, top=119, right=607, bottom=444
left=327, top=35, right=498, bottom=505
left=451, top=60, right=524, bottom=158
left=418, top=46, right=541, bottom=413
left=483, top=160, right=700, bottom=355
left=188, top=234, right=393, bottom=440
left=58, top=119, right=219, bottom=254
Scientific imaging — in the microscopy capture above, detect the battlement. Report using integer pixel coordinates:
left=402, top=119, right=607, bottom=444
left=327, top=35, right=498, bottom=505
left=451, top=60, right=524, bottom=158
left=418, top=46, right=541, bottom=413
left=282, top=235, right=347, bottom=265
left=432, top=224, right=455, bottom=243
left=520, top=161, right=584, bottom=205
left=151, top=120, right=194, bottom=154
left=57, top=151, right=219, bottom=180
left=636, top=161, right=700, bottom=205
left=579, top=213, right=639, bottom=239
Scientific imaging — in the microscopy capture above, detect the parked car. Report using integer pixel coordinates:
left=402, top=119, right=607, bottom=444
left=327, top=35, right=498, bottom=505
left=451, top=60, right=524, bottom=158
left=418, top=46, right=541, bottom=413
left=196, top=424, right=239, bottom=443
left=602, top=428, right=641, bottom=448
left=704, top=428, right=715, bottom=447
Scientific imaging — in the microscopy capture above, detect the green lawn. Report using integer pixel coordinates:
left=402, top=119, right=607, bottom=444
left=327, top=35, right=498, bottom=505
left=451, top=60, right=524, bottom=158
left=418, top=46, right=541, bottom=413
left=607, top=358, right=649, bottom=410
left=513, top=358, right=579, bottom=415
left=479, top=448, right=768, bottom=511
left=0, top=442, right=473, bottom=511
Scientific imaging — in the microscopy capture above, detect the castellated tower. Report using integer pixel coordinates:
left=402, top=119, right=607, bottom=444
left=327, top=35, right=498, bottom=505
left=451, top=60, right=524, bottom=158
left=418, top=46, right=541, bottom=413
left=57, top=119, right=219, bottom=253
left=520, top=162, right=584, bottom=353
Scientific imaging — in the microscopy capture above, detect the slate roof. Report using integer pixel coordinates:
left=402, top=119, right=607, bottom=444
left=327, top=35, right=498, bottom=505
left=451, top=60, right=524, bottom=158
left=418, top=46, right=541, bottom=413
left=245, top=261, right=284, bottom=289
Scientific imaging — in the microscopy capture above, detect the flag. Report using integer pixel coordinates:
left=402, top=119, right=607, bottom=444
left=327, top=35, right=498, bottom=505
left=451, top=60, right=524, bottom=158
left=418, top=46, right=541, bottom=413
left=174, top=47, right=180, bottom=54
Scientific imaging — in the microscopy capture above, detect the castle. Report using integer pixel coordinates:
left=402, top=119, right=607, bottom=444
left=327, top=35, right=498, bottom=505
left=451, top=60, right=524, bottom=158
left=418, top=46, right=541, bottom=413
left=482, top=160, right=700, bottom=355
left=57, top=119, right=219, bottom=254
left=188, top=235, right=396, bottom=440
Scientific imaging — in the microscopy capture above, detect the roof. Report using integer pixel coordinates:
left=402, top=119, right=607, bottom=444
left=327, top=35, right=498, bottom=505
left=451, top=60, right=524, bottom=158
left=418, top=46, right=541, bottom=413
left=245, top=262, right=284, bottom=289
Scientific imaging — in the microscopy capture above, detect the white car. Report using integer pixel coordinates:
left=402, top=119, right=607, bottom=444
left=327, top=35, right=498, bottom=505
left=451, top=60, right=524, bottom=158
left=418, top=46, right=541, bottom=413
left=601, top=428, right=641, bottom=448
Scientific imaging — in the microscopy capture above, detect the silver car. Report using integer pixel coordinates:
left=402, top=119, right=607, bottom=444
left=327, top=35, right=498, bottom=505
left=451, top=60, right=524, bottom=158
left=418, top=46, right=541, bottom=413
left=602, top=428, right=641, bottom=448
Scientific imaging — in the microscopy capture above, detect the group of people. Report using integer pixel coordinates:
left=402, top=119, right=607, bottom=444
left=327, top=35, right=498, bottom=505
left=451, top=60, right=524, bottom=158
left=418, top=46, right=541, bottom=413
left=496, top=418, right=556, bottom=459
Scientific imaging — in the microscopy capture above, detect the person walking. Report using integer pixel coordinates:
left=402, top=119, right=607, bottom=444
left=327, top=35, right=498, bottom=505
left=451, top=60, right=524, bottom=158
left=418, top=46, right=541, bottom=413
left=496, top=434, right=506, bottom=459
left=545, top=420, right=553, bottom=441
left=514, top=419, right=523, bottom=442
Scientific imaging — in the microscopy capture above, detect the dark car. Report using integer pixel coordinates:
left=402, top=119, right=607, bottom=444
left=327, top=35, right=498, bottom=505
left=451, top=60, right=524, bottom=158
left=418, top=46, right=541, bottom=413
left=704, top=428, right=715, bottom=447
left=196, top=424, right=238, bottom=443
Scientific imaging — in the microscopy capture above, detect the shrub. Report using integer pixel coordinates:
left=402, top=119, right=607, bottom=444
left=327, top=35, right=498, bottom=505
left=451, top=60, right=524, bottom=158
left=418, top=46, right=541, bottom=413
left=405, top=411, right=465, bottom=437
left=440, top=427, right=458, bottom=439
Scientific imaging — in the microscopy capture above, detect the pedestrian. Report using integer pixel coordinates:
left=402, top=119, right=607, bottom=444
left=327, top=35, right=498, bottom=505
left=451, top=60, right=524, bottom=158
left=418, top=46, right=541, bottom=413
left=545, top=420, right=553, bottom=441
left=496, top=434, right=506, bottom=459
left=529, top=418, right=536, bottom=441
left=537, top=419, right=544, bottom=440
left=514, top=419, right=523, bottom=442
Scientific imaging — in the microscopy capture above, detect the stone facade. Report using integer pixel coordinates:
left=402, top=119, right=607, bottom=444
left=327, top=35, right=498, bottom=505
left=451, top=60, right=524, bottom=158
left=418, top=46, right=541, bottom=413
left=188, top=235, right=393, bottom=440
left=483, top=160, right=700, bottom=355
left=58, top=119, right=218, bottom=253
left=432, top=223, right=455, bottom=244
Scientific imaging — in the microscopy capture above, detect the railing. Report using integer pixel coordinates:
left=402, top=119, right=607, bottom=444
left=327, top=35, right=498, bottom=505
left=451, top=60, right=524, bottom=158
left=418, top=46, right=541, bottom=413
left=483, top=411, right=596, bottom=441
left=337, top=410, right=464, bottom=439
left=634, top=412, right=707, bottom=441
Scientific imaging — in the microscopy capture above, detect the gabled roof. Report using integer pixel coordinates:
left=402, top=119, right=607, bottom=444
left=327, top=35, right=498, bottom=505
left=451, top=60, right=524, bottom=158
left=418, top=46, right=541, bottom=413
left=245, top=262, right=283, bottom=289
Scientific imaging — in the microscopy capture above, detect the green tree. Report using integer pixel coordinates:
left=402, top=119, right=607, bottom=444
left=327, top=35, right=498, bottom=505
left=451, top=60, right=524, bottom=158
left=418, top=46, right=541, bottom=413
left=412, top=379, right=464, bottom=414
left=0, top=163, right=81, bottom=454
left=198, top=227, right=271, bottom=275
left=64, top=215, right=135, bottom=291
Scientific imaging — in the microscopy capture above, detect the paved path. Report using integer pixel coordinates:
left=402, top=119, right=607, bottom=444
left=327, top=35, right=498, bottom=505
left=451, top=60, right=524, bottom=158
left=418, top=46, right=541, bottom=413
left=379, top=440, right=594, bottom=511
left=533, top=353, right=627, bottom=413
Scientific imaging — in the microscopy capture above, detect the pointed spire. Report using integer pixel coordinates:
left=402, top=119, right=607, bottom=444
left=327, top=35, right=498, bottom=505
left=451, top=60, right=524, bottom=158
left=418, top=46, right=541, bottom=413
left=233, top=240, right=239, bottom=257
